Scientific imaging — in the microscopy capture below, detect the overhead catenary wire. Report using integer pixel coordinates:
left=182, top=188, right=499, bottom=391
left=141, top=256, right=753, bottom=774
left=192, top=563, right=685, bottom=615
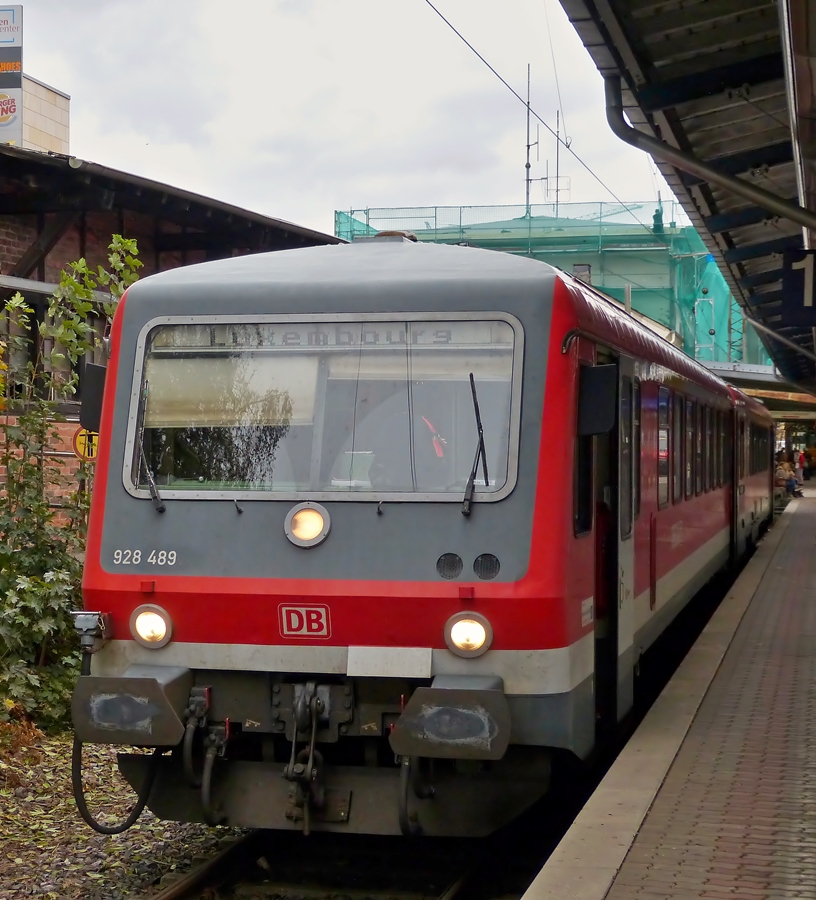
left=646, top=156, right=661, bottom=201
left=421, top=0, right=655, bottom=237
left=542, top=0, right=569, bottom=147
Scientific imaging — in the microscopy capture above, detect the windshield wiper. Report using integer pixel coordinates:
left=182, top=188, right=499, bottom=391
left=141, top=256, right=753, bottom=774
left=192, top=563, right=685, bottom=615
left=462, top=373, right=489, bottom=517
left=138, top=380, right=165, bottom=513
left=140, top=443, right=166, bottom=513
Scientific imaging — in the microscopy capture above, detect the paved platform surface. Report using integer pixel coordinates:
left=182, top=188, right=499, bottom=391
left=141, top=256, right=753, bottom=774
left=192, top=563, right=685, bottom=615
left=524, top=495, right=816, bottom=900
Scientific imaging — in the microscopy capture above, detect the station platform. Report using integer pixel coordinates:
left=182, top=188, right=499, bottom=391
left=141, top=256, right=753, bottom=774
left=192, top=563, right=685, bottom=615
left=524, top=494, right=816, bottom=900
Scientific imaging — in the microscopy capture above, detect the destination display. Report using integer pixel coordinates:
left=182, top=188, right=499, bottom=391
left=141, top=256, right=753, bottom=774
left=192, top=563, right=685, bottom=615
left=149, top=319, right=514, bottom=352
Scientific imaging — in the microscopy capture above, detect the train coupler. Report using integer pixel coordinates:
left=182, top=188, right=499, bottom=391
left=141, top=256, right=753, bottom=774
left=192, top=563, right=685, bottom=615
left=182, top=686, right=211, bottom=787
left=282, top=682, right=354, bottom=834
left=283, top=683, right=324, bottom=835
left=201, top=721, right=229, bottom=826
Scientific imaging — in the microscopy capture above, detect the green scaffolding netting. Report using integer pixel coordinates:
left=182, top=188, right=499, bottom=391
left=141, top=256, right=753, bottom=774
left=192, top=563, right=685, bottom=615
left=335, top=203, right=770, bottom=366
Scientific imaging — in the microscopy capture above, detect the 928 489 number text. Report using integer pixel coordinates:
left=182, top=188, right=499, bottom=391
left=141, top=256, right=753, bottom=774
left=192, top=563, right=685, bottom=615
left=112, top=549, right=177, bottom=565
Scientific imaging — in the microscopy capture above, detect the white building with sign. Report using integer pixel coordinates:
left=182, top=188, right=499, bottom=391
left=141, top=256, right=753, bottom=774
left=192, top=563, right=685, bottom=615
left=0, top=6, right=70, bottom=154
left=21, top=74, right=69, bottom=153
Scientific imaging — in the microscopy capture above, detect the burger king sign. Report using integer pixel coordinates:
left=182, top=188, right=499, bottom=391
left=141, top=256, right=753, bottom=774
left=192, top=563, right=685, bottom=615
left=0, top=91, right=17, bottom=123
left=0, top=87, right=20, bottom=144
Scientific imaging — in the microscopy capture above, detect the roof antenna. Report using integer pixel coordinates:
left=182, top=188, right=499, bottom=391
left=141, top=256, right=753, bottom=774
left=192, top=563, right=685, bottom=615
left=524, top=63, right=538, bottom=218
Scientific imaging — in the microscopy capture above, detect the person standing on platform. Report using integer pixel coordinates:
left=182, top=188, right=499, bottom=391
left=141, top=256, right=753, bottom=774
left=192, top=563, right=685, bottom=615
left=797, top=449, right=805, bottom=485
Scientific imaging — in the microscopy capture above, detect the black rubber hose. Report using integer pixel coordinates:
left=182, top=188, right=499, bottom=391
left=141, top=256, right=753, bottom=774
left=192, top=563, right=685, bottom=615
left=201, top=744, right=226, bottom=826
left=183, top=720, right=202, bottom=787
left=71, top=650, right=162, bottom=834
left=398, top=756, right=422, bottom=836
left=71, top=736, right=162, bottom=835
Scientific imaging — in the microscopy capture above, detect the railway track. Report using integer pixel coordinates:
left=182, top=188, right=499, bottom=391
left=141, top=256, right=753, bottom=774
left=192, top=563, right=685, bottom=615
left=143, top=564, right=746, bottom=900
left=147, top=831, right=262, bottom=899
left=142, top=760, right=598, bottom=900
left=146, top=829, right=476, bottom=900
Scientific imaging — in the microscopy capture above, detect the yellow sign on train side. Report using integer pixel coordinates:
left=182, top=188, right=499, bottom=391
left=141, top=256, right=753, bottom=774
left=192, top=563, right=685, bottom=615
left=72, top=427, right=98, bottom=462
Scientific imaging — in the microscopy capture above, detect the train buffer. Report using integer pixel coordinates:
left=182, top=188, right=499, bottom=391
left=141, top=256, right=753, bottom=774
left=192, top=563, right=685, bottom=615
left=524, top=491, right=816, bottom=900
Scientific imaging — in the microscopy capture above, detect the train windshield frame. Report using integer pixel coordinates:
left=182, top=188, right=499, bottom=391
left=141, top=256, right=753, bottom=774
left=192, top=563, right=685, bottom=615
left=123, top=312, right=524, bottom=504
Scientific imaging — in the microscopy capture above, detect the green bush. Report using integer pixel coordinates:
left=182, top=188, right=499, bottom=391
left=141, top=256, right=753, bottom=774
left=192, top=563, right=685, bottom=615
left=0, top=237, right=141, bottom=728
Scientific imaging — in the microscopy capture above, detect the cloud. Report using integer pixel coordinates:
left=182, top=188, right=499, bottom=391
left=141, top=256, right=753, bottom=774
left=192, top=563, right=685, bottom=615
left=18, top=0, right=676, bottom=234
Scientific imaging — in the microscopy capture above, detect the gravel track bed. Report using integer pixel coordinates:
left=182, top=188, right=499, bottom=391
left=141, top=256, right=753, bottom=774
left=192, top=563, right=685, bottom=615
left=0, top=723, right=237, bottom=899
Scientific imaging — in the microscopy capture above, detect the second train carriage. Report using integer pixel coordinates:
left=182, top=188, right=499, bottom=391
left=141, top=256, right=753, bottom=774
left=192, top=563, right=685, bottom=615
left=70, top=237, right=774, bottom=836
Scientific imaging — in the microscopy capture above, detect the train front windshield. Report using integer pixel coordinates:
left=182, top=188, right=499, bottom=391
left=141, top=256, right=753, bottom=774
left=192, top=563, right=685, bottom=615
left=134, top=318, right=518, bottom=499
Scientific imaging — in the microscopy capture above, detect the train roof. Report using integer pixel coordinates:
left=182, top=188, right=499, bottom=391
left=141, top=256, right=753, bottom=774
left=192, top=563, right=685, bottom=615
left=126, top=239, right=554, bottom=294
left=560, top=271, right=735, bottom=400
left=726, top=384, right=776, bottom=424
left=126, top=239, right=772, bottom=420
left=566, top=276, right=773, bottom=422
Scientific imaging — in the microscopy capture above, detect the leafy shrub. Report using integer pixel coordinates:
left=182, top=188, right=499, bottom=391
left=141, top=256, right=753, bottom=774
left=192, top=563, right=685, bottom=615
left=0, top=700, right=44, bottom=785
left=0, top=237, right=141, bottom=728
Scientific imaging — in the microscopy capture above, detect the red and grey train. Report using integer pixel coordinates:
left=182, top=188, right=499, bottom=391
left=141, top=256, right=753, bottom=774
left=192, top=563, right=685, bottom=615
left=71, top=237, right=774, bottom=837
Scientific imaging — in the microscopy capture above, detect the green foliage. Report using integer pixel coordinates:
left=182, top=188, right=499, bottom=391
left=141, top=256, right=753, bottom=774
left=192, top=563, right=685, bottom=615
left=0, top=236, right=141, bottom=728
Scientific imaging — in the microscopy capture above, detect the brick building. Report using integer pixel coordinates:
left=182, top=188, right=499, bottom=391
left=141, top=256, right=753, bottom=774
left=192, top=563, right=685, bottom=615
left=0, top=144, right=337, bottom=287
left=0, top=144, right=339, bottom=506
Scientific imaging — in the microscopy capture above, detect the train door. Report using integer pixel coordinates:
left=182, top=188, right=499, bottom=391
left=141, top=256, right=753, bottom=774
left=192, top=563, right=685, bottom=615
left=593, top=420, right=617, bottom=736
left=733, top=410, right=749, bottom=559
left=615, top=357, right=636, bottom=722
left=586, top=354, right=635, bottom=736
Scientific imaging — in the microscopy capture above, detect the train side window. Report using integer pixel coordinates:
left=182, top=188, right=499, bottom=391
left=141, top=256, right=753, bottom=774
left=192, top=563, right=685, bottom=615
left=750, top=424, right=759, bottom=475
left=685, top=399, right=694, bottom=498
left=574, top=433, right=593, bottom=535
left=574, top=366, right=593, bottom=536
left=715, top=411, right=721, bottom=485
left=714, top=412, right=721, bottom=487
left=620, top=375, right=633, bottom=539
left=672, top=393, right=683, bottom=502
left=657, top=387, right=670, bottom=508
left=751, top=424, right=766, bottom=475
left=748, top=424, right=753, bottom=475
left=705, top=407, right=713, bottom=491
left=723, top=414, right=733, bottom=484
left=739, top=419, right=746, bottom=478
left=634, top=380, right=641, bottom=519
left=701, top=406, right=708, bottom=491
left=695, top=404, right=703, bottom=495
left=745, top=420, right=750, bottom=477
left=717, top=410, right=728, bottom=485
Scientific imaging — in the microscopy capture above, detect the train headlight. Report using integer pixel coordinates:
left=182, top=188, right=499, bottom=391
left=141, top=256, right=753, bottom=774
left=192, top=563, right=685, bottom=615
left=130, top=604, right=173, bottom=649
left=444, top=611, right=493, bottom=658
left=285, top=502, right=331, bottom=548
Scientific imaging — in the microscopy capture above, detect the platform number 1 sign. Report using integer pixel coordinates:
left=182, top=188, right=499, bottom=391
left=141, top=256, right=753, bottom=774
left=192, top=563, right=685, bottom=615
left=782, top=250, right=816, bottom=326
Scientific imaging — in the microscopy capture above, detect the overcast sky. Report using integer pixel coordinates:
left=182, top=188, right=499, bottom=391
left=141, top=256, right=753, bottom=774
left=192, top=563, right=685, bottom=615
left=18, top=0, right=676, bottom=236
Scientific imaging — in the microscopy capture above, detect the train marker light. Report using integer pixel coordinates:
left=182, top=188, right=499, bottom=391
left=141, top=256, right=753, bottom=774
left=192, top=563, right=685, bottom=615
left=284, top=502, right=331, bottom=548
left=444, top=611, right=493, bottom=658
left=130, top=604, right=172, bottom=648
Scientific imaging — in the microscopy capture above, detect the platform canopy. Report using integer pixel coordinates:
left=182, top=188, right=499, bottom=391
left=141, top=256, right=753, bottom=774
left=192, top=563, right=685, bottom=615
left=558, top=0, right=816, bottom=387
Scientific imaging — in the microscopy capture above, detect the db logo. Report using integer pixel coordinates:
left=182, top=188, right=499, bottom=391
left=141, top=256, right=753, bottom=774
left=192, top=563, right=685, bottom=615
left=279, top=604, right=331, bottom=639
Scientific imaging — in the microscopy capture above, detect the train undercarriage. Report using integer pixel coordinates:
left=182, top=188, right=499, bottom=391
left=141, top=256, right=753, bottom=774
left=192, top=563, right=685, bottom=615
left=73, top=667, right=552, bottom=837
